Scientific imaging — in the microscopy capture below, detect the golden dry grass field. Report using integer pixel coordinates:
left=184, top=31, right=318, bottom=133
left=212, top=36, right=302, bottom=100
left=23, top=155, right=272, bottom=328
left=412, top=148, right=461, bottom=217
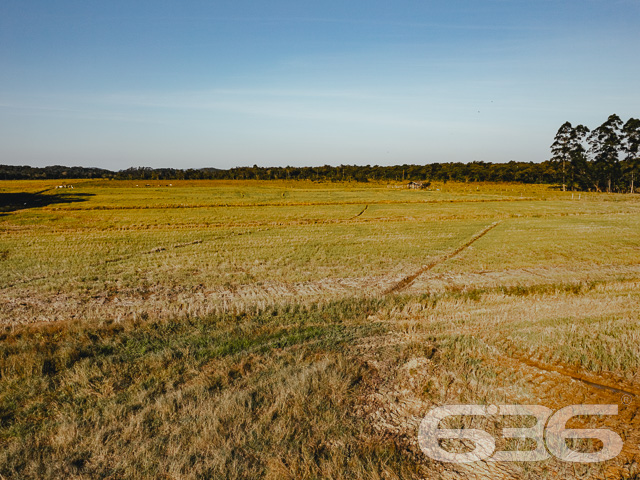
left=1, top=179, right=640, bottom=479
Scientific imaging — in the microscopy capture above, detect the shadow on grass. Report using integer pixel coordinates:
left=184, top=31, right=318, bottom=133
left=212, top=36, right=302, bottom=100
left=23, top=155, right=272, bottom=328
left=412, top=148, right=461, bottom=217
left=0, top=190, right=94, bottom=214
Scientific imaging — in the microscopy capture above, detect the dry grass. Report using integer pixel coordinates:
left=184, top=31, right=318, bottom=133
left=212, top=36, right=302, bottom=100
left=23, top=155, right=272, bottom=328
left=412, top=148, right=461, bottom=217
left=0, top=299, right=424, bottom=479
left=3, top=283, right=639, bottom=478
left=3, top=181, right=640, bottom=326
left=1, top=179, right=640, bottom=478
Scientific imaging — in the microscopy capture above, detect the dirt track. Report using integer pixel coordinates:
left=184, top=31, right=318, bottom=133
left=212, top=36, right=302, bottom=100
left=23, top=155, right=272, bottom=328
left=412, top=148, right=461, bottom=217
left=383, top=221, right=502, bottom=295
left=354, top=330, right=640, bottom=479
left=355, top=220, right=640, bottom=479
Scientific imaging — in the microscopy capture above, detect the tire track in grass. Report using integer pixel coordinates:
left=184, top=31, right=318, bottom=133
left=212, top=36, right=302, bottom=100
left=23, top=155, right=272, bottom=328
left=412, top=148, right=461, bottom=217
left=2, top=205, right=370, bottom=290
left=104, top=227, right=280, bottom=266
left=383, top=221, right=502, bottom=295
left=448, top=322, right=640, bottom=477
left=492, top=353, right=640, bottom=479
left=354, top=317, right=640, bottom=478
left=512, top=354, right=640, bottom=398
left=101, top=239, right=205, bottom=264
left=361, top=226, right=639, bottom=478
left=0, top=204, right=365, bottom=293
left=1, top=231, right=251, bottom=289
left=504, top=353, right=640, bottom=478
left=454, top=326, right=640, bottom=402
left=353, top=205, right=369, bottom=218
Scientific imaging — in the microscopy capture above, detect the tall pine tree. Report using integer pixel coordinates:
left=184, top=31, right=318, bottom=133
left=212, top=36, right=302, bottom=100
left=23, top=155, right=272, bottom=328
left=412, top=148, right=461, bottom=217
left=569, top=124, right=590, bottom=191
left=550, top=121, right=573, bottom=191
left=588, top=114, right=623, bottom=192
left=622, top=118, right=640, bottom=193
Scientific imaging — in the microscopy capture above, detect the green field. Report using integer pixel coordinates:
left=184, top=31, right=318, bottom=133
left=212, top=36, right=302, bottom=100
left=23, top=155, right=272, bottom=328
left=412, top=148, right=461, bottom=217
left=1, top=180, right=640, bottom=479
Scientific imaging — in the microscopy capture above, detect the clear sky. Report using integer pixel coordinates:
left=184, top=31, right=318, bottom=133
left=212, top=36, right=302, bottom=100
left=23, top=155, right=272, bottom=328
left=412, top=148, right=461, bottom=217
left=1, top=0, right=639, bottom=169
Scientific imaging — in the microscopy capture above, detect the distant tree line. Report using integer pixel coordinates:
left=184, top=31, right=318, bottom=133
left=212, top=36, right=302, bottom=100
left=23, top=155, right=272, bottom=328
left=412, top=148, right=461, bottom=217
left=0, top=162, right=563, bottom=184
left=550, top=114, right=640, bottom=192
left=0, top=165, right=112, bottom=180
left=113, top=162, right=564, bottom=183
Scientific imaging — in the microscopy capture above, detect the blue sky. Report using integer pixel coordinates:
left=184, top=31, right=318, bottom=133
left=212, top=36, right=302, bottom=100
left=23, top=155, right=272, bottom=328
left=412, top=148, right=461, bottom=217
left=1, top=0, right=639, bottom=169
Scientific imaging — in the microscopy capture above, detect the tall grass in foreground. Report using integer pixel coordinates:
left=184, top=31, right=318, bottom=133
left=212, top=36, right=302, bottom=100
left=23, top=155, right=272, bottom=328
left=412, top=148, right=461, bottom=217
left=0, top=298, right=421, bottom=479
left=2, top=282, right=639, bottom=478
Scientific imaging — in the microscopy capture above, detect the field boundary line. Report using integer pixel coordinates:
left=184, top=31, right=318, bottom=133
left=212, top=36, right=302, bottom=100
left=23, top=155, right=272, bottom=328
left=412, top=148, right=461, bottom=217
left=4, top=207, right=638, bottom=235
left=382, top=221, right=502, bottom=295
left=42, top=196, right=541, bottom=211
